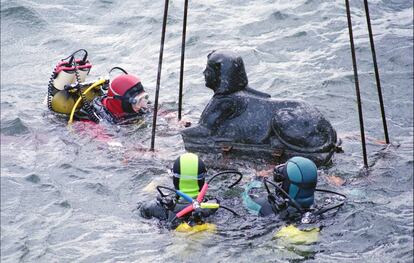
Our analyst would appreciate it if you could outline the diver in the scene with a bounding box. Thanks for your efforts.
[86,70,149,125]
[243,156,346,223]
[140,153,241,229]
[47,49,149,125]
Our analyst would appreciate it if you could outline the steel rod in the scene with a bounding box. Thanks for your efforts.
[363,0,390,143]
[178,0,189,120]
[151,0,170,151]
[345,0,368,167]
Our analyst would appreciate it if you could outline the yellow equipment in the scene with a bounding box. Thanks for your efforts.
[50,90,77,114]
[274,225,319,245]
[175,222,217,233]
[68,79,107,124]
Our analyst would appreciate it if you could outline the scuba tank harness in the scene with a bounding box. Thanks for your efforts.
[156,170,243,225]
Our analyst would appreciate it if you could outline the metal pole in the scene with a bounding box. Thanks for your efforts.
[178,0,189,120]
[363,0,390,144]
[151,0,170,151]
[345,0,368,167]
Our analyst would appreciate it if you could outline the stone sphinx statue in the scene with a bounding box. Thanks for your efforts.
[181,50,340,166]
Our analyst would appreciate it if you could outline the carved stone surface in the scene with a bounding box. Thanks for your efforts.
[181,50,340,166]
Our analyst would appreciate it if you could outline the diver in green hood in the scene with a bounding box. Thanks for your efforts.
[140,153,241,229]
[171,152,207,198]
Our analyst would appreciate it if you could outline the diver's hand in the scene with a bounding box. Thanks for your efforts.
[161,111,191,128]
[181,125,212,137]
[256,165,276,178]
[178,118,191,128]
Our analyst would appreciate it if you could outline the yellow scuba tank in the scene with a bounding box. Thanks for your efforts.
[50,82,102,115]
[51,90,77,114]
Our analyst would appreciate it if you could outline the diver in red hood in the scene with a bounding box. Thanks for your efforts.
[48,50,148,125]
[88,73,149,124]
[48,50,192,128]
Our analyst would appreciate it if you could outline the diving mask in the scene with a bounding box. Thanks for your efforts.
[273,163,286,182]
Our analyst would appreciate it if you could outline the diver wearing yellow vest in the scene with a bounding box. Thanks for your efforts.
[140,153,241,229]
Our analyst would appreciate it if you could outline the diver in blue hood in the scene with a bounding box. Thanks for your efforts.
[243,156,346,223]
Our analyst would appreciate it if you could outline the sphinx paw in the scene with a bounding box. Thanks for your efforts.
[181,125,212,138]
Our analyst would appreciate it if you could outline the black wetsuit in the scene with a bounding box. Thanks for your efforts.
[248,195,299,220]
[243,181,290,217]
[250,197,277,216]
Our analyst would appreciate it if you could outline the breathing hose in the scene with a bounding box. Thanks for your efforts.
[73,64,100,124]
[68,78,106,124]
[47,69,57,111]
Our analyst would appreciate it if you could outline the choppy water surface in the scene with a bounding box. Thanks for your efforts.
[1,0,413,262]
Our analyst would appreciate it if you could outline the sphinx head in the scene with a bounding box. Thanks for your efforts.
[203,50,248,95]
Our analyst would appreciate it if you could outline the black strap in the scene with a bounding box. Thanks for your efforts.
[312,188,347,216]
[264,178,305,214]
[218,205,240,217]
[156,185,177,198]
[109,67,128,75]
[207,170,243,188]
[263,178,348,218]
[315,188,347,198]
